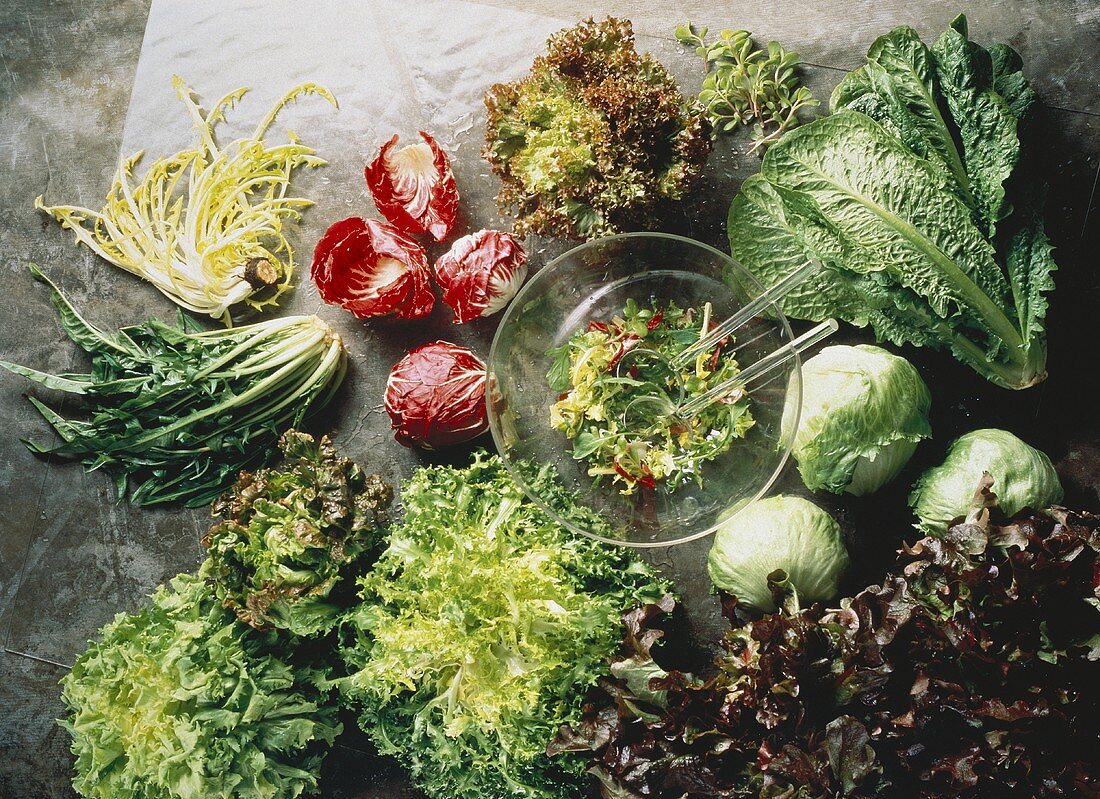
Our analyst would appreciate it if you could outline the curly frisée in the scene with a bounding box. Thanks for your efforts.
[548,300,754,492]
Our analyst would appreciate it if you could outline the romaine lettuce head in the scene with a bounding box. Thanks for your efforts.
[201,430,392,636]
[60,573,340,799]
[909,428,1063,533]
[707,495,849,611]
[339,452,668,799]
[727,17,1055,391]
[783,345,931,495]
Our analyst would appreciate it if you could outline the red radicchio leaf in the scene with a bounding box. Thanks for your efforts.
[365,131,459,241]
[383,341,488,449]
[310,216,434,319]
[434,230,528,324]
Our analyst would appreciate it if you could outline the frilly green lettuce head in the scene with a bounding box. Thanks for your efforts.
[782,345,931,496]
[339,452,668,799]
[59,573,340,799]
[707,495,850,611]
[201,430,392,637]
[909,428,1063,533]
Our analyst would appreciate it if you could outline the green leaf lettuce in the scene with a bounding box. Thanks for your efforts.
[60,573,340,799]
[339,453,668,799]
[201,430,393,636]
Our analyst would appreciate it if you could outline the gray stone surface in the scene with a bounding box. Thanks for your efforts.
[0,2,1097,798]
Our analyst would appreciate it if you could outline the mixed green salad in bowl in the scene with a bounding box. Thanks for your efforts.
[487,232,804,547]
[548,299,756,493]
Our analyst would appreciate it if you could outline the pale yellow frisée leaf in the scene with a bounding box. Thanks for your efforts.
[36,76,337,323]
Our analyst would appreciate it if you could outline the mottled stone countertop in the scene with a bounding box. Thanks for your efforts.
[1,2,1097,797]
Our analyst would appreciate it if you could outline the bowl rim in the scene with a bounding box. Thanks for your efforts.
[487,231,802,548]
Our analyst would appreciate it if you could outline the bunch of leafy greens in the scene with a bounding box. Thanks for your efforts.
[0,266,345,507]
[675,24,818,152]
[548,300,754,493]
[339,453,668,799]
[483,17,711,239]
[727,16,1054,389]
[552,488,1099,798]
[201,430,393,636]
[61,573,341,799]
[37,77,337,323]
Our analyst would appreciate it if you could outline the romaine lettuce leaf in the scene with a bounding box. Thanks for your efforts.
[729,16,1052,390]
[930,14,1021,234]
[832,26,969,198]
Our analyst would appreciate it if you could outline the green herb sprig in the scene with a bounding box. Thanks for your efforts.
[675,23,818,152]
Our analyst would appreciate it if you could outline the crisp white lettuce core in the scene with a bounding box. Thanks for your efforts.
[384,141,436,217]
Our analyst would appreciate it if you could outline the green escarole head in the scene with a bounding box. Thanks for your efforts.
[707,495,850,612]
[59,573,340,799]
[909,428,1063,533]
[782,345,931,496]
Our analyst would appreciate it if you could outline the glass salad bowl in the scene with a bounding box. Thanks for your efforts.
[487,232,803,547]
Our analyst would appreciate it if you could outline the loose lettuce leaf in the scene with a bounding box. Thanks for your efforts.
[930,14,1020,234]
[988,43,1037,122]
[61,573,341,799]
[1002,199,1056,354]
[832,27,969,197]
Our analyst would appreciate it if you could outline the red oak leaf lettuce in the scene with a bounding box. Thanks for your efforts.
[310,216,434,319]
[434,229,528,324]
[365,131,459,241]
[553,495,1100,799]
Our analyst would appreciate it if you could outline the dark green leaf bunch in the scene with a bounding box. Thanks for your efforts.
[727,15,1054,389]
[553,493,1100,798]
[1,265,346,506]
[339,452,669,799]
[61,573,341,799]
[675,23,819,152]
[483,17,711,239]
[201,430,393,636]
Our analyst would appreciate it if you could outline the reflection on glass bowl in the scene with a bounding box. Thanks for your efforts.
[487,232,801,547]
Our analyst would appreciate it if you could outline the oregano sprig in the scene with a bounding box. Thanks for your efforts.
[675,23,818,153]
